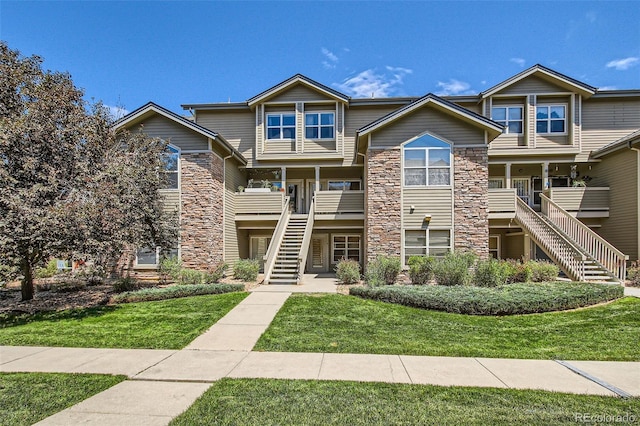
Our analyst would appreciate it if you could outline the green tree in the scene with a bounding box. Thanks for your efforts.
[0,42,176,300]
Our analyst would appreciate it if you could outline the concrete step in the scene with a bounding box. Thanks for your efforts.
[269,278,298,284]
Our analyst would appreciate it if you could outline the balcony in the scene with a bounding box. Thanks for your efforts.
[488,188,517,219]
[545,187,610,218]
[235,191,285,220]
[315,190,365,219]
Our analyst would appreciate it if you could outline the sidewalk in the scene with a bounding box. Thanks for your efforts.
[1,279,638,425]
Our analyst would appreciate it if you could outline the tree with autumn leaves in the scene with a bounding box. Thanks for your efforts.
[0,42,176,301]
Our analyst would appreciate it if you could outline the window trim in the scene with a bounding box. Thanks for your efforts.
[402,133,452,188]
[331,234,361,264]
[536,104,567,135]
[403,228,452,265]
[491,105,524,135]
[304,111,335,141]
[135,246,180,268]
[161,144,180,191]
[266,112,296,140]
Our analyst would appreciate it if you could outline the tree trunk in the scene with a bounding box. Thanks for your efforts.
[21,263,34,301]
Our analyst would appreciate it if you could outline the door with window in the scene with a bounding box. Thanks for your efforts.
[287,180,305,213]
[308,234,329,272]
[512,178,531,206]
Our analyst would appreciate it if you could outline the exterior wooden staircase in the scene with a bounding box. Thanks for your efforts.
[515,196,627,282]
[269,216,307,284]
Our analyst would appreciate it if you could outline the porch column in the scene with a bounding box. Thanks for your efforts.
[505,162,511,188]
[281,167,286,189]
[315,166,320,195]
[542,162,549,190]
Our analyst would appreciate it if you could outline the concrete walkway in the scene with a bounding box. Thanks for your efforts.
[1,280,639,425]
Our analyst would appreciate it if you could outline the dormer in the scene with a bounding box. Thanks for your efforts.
[480,65,596,156]
[248,74,350,161]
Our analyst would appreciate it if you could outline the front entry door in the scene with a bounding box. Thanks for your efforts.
[287,179,305,213]
[512,178,531,206]
[308,235,329,272]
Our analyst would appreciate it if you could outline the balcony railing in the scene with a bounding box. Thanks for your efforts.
[235,192,285,215]
[488,188,517,218]
[545,187,609,218]
[314,190,364,216]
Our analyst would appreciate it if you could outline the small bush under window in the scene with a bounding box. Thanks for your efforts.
[335,259,361,284]
[365,256,401,286]
[407,256,435,285]
[233,259,260,282]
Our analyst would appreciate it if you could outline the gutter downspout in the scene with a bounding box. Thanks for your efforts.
[632,146,640,263]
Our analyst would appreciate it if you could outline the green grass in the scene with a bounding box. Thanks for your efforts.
[255,294,640,360]
[171,378,639,426]
[0,292,247,349]
[0,372,125,426]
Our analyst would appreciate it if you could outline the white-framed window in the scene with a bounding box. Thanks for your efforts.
[488,178,505,189]
[327,180,361,191]
[404,229,451,264]
[403,133,451,187]
[135,246,179,267]
[492,106,523,134]
[161,145,179,190]
[536,105,566,134]
[305,112,334,139]
[332,235,361,263]
[489,235,500,259]
[266,113,295,140]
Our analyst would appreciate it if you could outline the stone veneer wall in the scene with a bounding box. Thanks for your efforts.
[453,146,489,258]
[180,152,225,269]
[366,148,402,262]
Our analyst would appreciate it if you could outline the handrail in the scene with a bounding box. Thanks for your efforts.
[541,194,627,282]
[296,195,315,284]
[515,197,586,281]
[263,196,291,284]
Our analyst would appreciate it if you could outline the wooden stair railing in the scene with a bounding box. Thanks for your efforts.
[296,195,316,284]
[263,196,291,284]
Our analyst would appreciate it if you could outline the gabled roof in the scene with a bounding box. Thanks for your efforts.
[113,102,247,165]
[591,129,640,159]
[357,93,504,139]
[247,74,350,106]
[480,64,597,99]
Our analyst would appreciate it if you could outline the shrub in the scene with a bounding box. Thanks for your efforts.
[159,256,182,283]
[335,259,361,284]
[35,259,59,279]
[432,251,476,286]
[111,283,245,303]
[233,259,260,282]
[474,258,510,287]
[504,259,533,283]
[626,261,640,287]
[113,276,139,293]
[0,263,17,286]
[173,262,228,285]
[407,256,435,285]
[528,260,560,282]
[207,262,228,283]
[349,282,624,315]
[365,256,401,286]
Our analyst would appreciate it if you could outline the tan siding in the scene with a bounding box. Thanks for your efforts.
[536,134,570,147]
[371,107,485,147]
[547,188,609,212]
[268,84,333,103]
[139,115,209,151]
[580,98,640,161]
[159,190,180,214]
[488,189,516,213]
[236,192,285,214]
[490,134,526,149]
[195,110,255,159]
[592,149,638,260]
[344,106,400,166]
[304,103,336,112]
[224,162,246,265]
[496,75,568,95]
[264,140,296,153]
[315,191,365,214]
[304,140,336,152]
[402,188,452,227]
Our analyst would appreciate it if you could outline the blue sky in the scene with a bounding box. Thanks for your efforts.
[1,1,639,117]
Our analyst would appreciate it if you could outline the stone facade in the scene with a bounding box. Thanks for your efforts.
[180,152,225,269]
[453,146,489,258]
[366,148,402,262]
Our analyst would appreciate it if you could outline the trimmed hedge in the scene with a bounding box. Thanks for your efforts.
[349,282,624,315]
[111,283,245,303]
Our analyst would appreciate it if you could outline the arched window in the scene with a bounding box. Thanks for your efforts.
[161,145,179,189]
[403,133,451,186]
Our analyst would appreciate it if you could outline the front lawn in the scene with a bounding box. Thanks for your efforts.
[171,378,638,426]
[255,294,640,360]
[0,372,125,426]
[0,292,247,349]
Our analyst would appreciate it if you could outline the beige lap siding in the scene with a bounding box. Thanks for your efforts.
[453,146,489,258]
[180,152,225,270]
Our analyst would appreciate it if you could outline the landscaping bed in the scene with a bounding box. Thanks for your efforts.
[349,281,624,315]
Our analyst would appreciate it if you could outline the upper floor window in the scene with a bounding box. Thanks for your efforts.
[305,112,334,139]
[536,105,566,134]
[403,134,451,187]
[267,113,295,140]
[492,106,523,134]
[161,145,179,189]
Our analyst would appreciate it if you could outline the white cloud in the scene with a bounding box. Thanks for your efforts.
[435,79,474,96]
[107,105,129,120]
[598,85,617,91]
[606,57,639,71]
[510,57,525,67]
[321,47,338,69]
[334,67,413,98]
[585,11,597,23]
